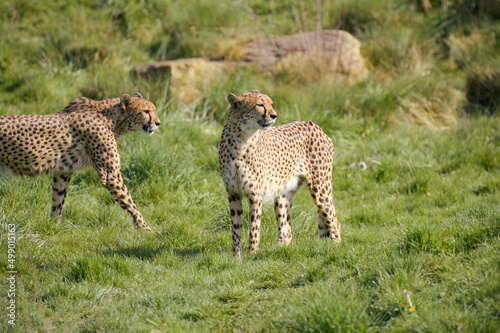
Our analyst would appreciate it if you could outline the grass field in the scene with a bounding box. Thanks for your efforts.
[1,0,499,332]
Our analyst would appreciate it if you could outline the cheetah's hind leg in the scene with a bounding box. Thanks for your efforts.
[51,174,72,217]
[306,177,341,243]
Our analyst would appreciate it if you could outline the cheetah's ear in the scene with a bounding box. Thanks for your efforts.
[132,92,143,99]
[227,93,239,109]
[121,94,133,108]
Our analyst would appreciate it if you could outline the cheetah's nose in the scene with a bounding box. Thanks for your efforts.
[270,114,277,120]
[155,121,161,126]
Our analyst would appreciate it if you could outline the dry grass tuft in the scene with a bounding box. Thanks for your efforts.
[213,38,246,61]
[444,31,496,68]
[396,88,463,129]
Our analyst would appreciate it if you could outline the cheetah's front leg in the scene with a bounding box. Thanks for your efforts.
[228,193,243,258]
[90,136,150,230]
[248,195,263,254]
[99,169,150,231]
[51,173,72,217]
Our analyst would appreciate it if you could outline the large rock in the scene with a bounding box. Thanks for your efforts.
[131,58,226,105]
[240,30,368,82]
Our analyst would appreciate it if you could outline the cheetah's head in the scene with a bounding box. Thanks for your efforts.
[228,90,277,133]
[120,93,160,135]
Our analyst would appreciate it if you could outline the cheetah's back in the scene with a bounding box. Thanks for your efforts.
[261,120,334,193]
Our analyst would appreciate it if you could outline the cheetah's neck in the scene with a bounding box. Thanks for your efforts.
[226,121,265,152]
[63,97,125,137]
[94,100,130,137]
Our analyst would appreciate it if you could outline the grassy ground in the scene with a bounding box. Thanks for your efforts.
[1,0,499,332]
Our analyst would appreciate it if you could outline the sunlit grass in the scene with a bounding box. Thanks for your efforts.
[1,0,500,332]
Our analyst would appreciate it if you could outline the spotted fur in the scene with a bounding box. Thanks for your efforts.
[0,92,160,230]
[219,90,341,257]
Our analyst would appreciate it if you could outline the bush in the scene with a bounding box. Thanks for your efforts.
[465,68,500,115]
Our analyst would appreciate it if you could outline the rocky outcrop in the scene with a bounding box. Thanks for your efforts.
[131,30,368,104]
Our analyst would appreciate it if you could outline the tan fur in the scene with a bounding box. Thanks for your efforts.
[0,92,160,230]
[219,90,341,257]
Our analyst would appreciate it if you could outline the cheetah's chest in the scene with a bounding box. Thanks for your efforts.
[231,152,263,193]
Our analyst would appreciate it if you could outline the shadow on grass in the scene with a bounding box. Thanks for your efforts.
[62,246,206,286]
[99,245,204,261]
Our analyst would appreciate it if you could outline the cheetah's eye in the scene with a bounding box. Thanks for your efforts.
[144,110,150,114]
[257,104,264,108]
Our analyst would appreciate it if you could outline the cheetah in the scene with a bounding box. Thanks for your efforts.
[219,90,341,258]
[0,92,160,230]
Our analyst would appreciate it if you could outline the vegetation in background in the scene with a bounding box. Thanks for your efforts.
[0,0,499,332]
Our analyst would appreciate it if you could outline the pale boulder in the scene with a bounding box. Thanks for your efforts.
[131,58,226,105]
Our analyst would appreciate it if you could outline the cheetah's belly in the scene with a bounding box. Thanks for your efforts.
[263,176,302,203]
[56,145,93,173]
[232,153,305,202]
[0,137,92,176]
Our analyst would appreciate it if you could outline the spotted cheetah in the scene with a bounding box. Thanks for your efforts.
[0,92,160,230]
[219,90,341,257]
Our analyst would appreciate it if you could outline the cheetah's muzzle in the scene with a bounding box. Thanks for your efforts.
[143,123,159,135]
[143,112,160,135]
[143,124,154,135]
[257,119,275,130]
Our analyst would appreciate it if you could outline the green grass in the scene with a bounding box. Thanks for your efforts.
[1,0,500,332]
